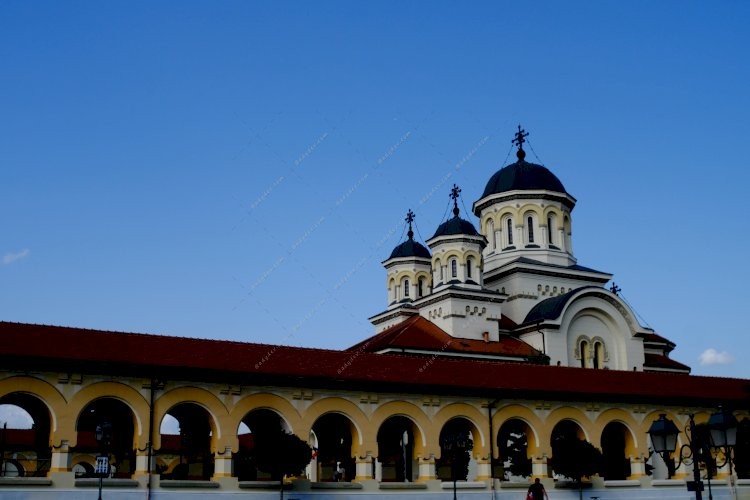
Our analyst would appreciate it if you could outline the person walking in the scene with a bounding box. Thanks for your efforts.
[527,478,549,500]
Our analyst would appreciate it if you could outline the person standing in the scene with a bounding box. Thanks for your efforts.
[527,478,549,500]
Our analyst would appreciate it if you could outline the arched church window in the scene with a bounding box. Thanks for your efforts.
[527,216,534,243]
[487,219,495,251]
[403,279,410,298]
[451,259,457,278]
[593,341,604,369]
[466,257,472,278]
[507,218,513,246]
[580,340,590,368]
[547,216,553,245]
[418,278,424,297]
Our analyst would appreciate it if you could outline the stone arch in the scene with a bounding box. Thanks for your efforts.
[153,386,229,451]
[228,393,302,449]
[300,398,368,454]
[0,376,65,439]
[594,409,640,452]
[493,404,545,456]
[371,401,430,457]
[547,407,591,442]
[66,381,150,449]
[433,403,487,459]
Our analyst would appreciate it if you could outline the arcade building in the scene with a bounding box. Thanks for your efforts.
[1,128,749,498]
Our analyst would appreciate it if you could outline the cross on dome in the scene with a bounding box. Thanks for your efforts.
[450,184,461,217]
[512,125,529,161]
[405,209,415,239]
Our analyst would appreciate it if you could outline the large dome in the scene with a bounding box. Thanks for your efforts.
[481,160,567,198]
[388,239,431,259]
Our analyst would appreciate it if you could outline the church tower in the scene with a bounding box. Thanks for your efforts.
[473,126,611,324]
[382,210,432,308]
[426,185,486,293]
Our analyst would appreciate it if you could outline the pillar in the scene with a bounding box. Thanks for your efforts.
[134,450,151,475]
[531,455,548,479]
[417,455,436,481]
[355,454,374,481]
[475,457,491,480]
[212,447,234,478]
[49,440,71,473]
[629,454,646,478]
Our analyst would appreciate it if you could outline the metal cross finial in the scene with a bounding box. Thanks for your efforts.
[405,209,415,225]
[450,184,461,217]
[610,282,622,296]
[450,184,461,202]
[512,125,529,161]
[405,209,415,239]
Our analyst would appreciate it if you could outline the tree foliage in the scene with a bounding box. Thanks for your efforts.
[501,428,532,478]
[551,435,602,483]
[253,429,312,481]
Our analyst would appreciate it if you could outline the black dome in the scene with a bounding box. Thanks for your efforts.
[481,160,567,198]
[389,239,431,259]
[431,216,480,238]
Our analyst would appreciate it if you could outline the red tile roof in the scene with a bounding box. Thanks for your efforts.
[346,315,539,358]
[1,321,748,406]
[644,353,691,372]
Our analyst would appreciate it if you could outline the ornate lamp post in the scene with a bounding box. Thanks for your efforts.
[440,431,473,500]
[708,407,738,499]
[94,421,113,500]
[648,409,738,500]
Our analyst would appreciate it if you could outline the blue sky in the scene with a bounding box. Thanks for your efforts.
[1,1,749,379]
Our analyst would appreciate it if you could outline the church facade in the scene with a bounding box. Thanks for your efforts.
[1,128,748,499]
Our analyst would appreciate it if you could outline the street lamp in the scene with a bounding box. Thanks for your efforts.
[708,407,738,499]
[648,409,738,500]
[94,421,113,500]
[440,430,473,500]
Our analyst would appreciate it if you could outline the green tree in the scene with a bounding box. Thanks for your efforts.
[551,435,602,500]
[253,429,312,500]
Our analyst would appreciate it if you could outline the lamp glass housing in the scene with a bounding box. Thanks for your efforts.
[648,414,679,454]
[709,408,738,448]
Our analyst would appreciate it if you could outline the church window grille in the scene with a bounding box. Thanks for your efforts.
[404,279,410,298]
[593,341,604,369]
[580,340,590,368]
[451,259,457,278]
[527,216,534,243]
[507,218,513,245]
[547,216,553,244]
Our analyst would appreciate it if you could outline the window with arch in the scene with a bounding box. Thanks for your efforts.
[487,219,495,251]
[451,259,457,278]
[527,215,535,244]
[418,278,424,297]
[580,339,590,368]
[466,257,472,278]
[593,341,604,369]
[547,215,554,245]
[506,218,514,246]
[403,278,410,298]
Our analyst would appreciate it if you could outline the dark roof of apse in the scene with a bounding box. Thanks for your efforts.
[388,239,431,259]
[1,321,748,405]
[481,160,567,198]
[431,215,480,238]
[523,287,587,324]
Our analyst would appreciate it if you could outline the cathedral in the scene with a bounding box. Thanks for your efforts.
[0,127,748,499]
[364,126,686,376]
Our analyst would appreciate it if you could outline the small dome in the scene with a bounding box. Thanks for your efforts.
[431,216,480,238]
[389,239,431,259]
[481,160,567,198]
